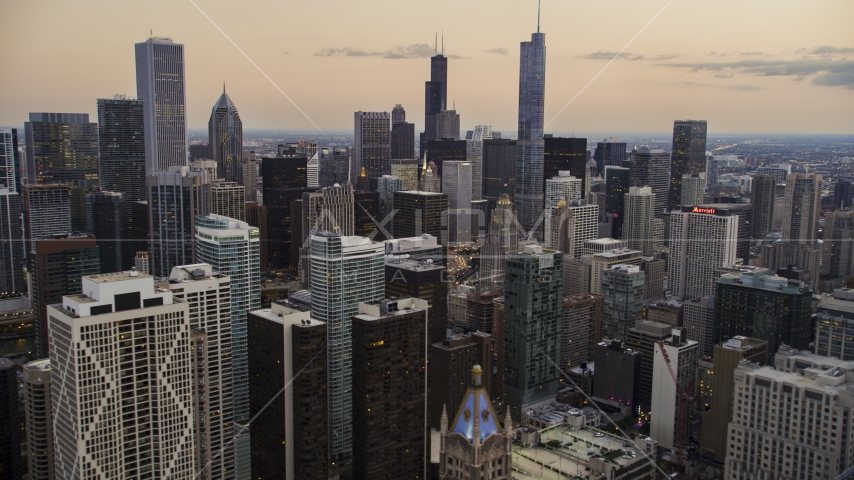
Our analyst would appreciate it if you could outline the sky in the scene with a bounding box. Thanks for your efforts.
[1,0,853,135]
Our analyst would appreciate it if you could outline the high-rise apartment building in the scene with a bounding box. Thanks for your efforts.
[669,120,707,211]
[466,124,493,200]
[593,138,627,177]
[482,138,516,212]
[682,295,715,357]
[782,172,822,244]
[715,268,813,355]
[189,142,212,162]
[352,299,428,479]
[309,233,384,464]
[816,288,854,361]
[443,161,473,246]
[725,354,854,480]
[317,146,350,188]
[391,190,448,243]
[0,188,25,296]
[194,215,260,424]
[630,147,670,219]
[438,366,513,480]
[48,271,195,478]
[298,184,355,286]
[503,244,562,421]
[136,37,188,172]
[650,328,698,451]
[211,181,246,221]
[209,87,243,183]
[565,199,599,258]
[0,358,21,479]
[97,95,147,270]
[242,156,258,202]
[751,174,776,238]
[30,234,100,357]
[165,265,235,479]
[680,172,705,208]
[25,112,100,232]
[562,293,604,370]
[669,205,738,301]
[22,183,71,255]
[514,27,547,237]
[544,136,588,195]
[835,180,854,210]
[385,256,448,346]
[623,186,655,255]
[625,320,672,409]
[604,166,631,238]
[247,300,327,480]
[480,195,519,289]
[544,171,582,242]
[353,111,391,185]
[262,154,314,269]
[602,265,645,340]
[86,191,124,273]
[589,248,643,295]
[698,336,767,461]
[147,166,212,277]
[0,126,19,191]
[23,358,53,480]
[823,210,854,279]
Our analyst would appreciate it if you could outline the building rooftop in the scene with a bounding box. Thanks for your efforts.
[24,358,51,372]
[354,297,428,321]
[384,258,444,272]
[719,269,809,293]
[84,270,152,284]
[720,336,767,352]
[593,248,642,259]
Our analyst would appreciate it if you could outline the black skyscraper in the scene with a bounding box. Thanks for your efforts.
[391,104,415,160]
[425,139,466,181]
[421,51,449,154]
[593,139,627,177]
[835,180,854,210]
[483,138,517,212]
[318,146,350,188]
[86,191,125,274]
[605,167,631,238]
[262,155,316,269]
[0,359,20,480]
[544,136,588,194]
[670,120,708,211]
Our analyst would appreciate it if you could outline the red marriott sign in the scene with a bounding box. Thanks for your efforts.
[691,206,717,214]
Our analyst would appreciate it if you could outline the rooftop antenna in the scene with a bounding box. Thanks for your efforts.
[434,33,437,55]
[150,29,153,38]
[537,0,541,33]
[223,79,226,94]
[442,30,445,55]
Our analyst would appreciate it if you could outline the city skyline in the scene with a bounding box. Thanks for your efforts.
[0,0,851,134]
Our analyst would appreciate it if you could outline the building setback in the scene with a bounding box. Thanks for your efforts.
[352,299,428,479]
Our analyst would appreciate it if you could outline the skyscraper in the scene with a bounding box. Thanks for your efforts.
[136,36,188,172]
[605,166,631,238]
[0,126,19,191]
[443,161,473,246]
[166,265,235,480]
[209,86,243,183]
[669,120,707,211]
[351,299,428,479]
[390,104,415,160]
[562,293,604,370]
[782,172,822,244]
[318,146,350,188]
[25,112,100,232]
[390,158,419,191]
[480,195,520,290]
[602,264,645,340]
[22,183,70,255]
[391,190,448,243]
[680,172,705,207]
[49,271,195,478]
[503,244,562,421]
[262,154,314,269]
[822,209,854,279]
[650,329,698,451]
[544,136,588,195]
[835,180,854,210]
[299,184,356,286]
[147,166,212,277]
[668,205,738,301]
[23,358,53,480]
[385,256,449,346]
[0,188,25,296]
[97,95,147,270]
[630,147,670,219]
[242,155,258,202]
[211,181,246,221]
[353,111,391,185]
[623,186,655,255]
[566,199,599,258]
[482,138,516,212]
[593,138,627,177]
[85,191,124,273]
[751,174,776,238]
[514,25,546,237]
[309,233,384,464]
[30,234,100,357]
[466,124,492,200]
[0,358,21,480]
[194,215,261,425]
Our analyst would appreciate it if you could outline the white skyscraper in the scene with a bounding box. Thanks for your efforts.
[668,207,738,300]
[650,329,699,451]
[566,199,599,258]
[544,172,582,242]
[466,124,492,201]
[623,186,655,255]
[166,264,235,480]
[49,270,195,479]
[0,126,18,192]
[136,37,188,172]
[309,232,384,464]
[443,161,473,246]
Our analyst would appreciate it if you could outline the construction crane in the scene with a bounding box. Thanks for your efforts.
[656,340,696,470]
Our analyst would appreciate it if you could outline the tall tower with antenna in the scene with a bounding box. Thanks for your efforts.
[514,1,547,238]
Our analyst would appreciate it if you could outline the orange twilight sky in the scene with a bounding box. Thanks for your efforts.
[1,0,852,134]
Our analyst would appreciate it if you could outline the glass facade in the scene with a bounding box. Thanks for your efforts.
[514,31,546,237]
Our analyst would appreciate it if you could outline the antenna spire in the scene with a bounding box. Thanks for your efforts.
[434,32,437,55]
[223,79,226,94]
[537,0,541,33]
[442,29,444,55]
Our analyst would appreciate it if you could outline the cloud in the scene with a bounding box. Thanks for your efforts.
[657,57,854,88]
[650,53,679,61]
[578,50,645,61]
[314,43,459,59]
[485,47,508,56]
[707,51,717,56]
[740,51,766,57]
[282,51,289,55]
[725,84,763,91]
[810,46,854,55]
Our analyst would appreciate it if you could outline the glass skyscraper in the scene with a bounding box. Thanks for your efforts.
[209,87,243,184]
[514,28,546,238]
[136,37,188,172]
[669,120,707,211]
